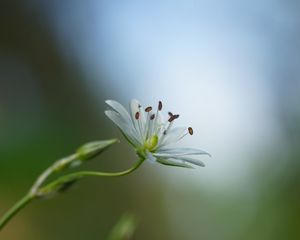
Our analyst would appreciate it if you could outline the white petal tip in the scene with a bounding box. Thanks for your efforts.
[105,99,116,106]
[104,110,110,116]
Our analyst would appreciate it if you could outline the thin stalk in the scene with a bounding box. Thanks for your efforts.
[0,194,34,231]
[0,158,145,231]
[40,158,145,194]
[30,154,77,195]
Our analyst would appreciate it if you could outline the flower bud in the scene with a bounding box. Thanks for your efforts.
[76,139,118,161]
[52,139,118,173]
[37,176,81,198]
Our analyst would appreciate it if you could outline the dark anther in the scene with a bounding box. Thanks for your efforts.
[168,115,176,122]
[150,114,155,120]
[168,114,179,122]
[145,106,152,112]
[188,127,194,135]
[163,130,167,135]
[135,112,140,120]
[168,112,173,117]
[158,101,163,111]
[138,104,141,108]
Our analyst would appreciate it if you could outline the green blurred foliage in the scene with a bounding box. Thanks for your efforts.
[108,212,138,240]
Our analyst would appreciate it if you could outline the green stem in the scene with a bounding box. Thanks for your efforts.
[0,194,34,231]
[0,158,145,231]
[30,154,77,195]
[40,158,145,193]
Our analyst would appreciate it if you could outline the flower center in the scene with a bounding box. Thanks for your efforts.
[144,135,158,151]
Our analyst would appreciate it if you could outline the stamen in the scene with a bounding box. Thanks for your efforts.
[157,121,173,146]
[168,116,175,122]
[135,112,140,120]
[136,109,145,141]
[153,101,162,136]
[147,113,156,139]
[156,111,178,147]
[158,101,163,111]
[177,128,190,141]
[166,122,173,132]
[168,114,179,122]
[152,101,165,138]
[188,127,193,135]
[145,106,152,112]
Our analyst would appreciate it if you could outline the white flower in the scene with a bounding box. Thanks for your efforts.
[105,99,210,168]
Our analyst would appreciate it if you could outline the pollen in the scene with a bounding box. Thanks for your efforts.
[145,106,152,112]
[168,114,179,122]
[158,101,163,111]
[150,114,155,120]
[135,112,140,120]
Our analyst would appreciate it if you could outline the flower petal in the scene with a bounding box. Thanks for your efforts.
[154,147,211,157]
[130,99,144,142]
[156,158,194,168]
[138,105,147,138]
[105,100,132,122]
[105,110,140,145]
[154,111,166,135]
[171,156,205,167]
[158,127,186,147]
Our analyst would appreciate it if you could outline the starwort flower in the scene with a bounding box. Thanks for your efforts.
[105,99,210,168]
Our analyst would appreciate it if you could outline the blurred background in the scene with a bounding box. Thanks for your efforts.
[0,0,299,239]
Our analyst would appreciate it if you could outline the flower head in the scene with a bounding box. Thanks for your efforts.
[105,99,210,168]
